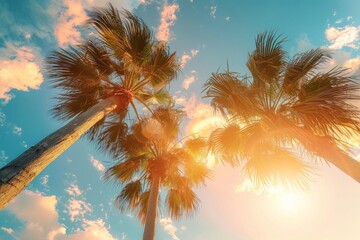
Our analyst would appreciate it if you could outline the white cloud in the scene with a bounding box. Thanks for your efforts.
[67,198,92,222]
[1,227,14,235]
[325,25,360,49]
[6,190,66,240]
[41,175,49,187]
[89,155,105,172]
[159,217,179,240]
[0,45,43,104]
[210,5,217,18]
[6,190,116,240]
[156,4,179,42]
[54,0,88,48]
[180,54,192,68]
[225,16,230,21]
[0,110,5,126]
[335,18,343,24]
[12,126,22,136]
[0,150,8,162]
[343,56,360,74]
[61,219,117,240]
[65,183,82,197]
[347,16,353,21]
[181,76,196,89]
[294,34,315,53]
[190,49,199,56]
[180,50,199,68]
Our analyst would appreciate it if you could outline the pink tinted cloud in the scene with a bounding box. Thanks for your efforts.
[5,190,116,240]
[325,25,360,49]
[67,198,92,222]
[181,75,196,89]
[0,46,43,104]
[156,4,179,42]
[180,49,199,68]
[55,0,88,48]
[89,155,105,172]
[159,218,179,240]
[6,190,66,240]
[65,183,82,197]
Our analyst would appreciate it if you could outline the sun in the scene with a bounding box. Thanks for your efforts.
[278,192,300,212]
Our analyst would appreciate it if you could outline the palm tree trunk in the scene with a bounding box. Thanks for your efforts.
[0,96,121,209]
[143,176,161,240]
[299,134,360,183]
[283,125,360,183]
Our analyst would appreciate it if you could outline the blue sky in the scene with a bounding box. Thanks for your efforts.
[1,0,360,239]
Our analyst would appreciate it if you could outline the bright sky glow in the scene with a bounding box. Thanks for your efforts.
[1,0,360,240]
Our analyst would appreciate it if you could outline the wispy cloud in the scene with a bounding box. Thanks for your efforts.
[89,155,105,172]
[41,175,49,188]
[65,183,82,197]
[67,198,92,222]
[182,76,196,90]
[12,126,22,136]
[1,227,14,235]
[180,50,199,68]
[0,150,8,163]
[159,217,180,240]
[210,5,217,18]
[156,4,179,42]
[0,45,43,104]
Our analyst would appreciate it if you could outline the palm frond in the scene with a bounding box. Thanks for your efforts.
[209,125,243,165]
[290,67,360,138]
[247,31,286,85]
[165,177,199,219]
[283,48,332,95]
[244,145,313,190]
[114,180,142,211]
[204,72,258,120]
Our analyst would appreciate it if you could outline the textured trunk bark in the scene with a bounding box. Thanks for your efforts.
[143,176,161,240]
[0,96,121,209]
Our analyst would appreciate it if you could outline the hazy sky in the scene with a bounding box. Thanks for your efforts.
[1,0,360,239]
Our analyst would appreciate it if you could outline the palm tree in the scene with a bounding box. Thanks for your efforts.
[204,32,360,187]
[0,4,179,209]
[104,108,211,240]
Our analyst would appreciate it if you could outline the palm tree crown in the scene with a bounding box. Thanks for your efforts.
[104,108,211,239]
[47,3,179,144]
[0,4,180,209]
[204,31,360,188]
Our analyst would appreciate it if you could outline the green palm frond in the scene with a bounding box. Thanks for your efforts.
[136,88,173,107]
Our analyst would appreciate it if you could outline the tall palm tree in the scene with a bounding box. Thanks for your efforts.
[0,4,179,209]
[204,32,360,187]
[104,108,211,240]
